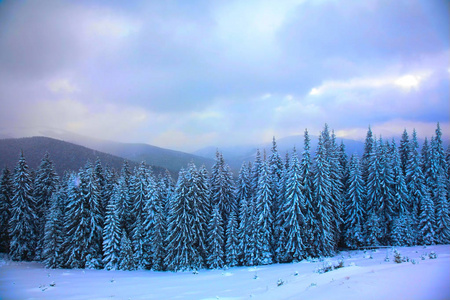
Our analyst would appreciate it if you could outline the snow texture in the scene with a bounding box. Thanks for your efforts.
[1,244,449,300]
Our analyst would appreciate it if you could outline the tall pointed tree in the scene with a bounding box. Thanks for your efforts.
[102,184,122,270]
[33,152,59,260]
[0,167,13,253]
[343,154,365,249]
[254,160,273,265]
[9,151,38,261]
[279,148,305,262]
[312,135,334,256]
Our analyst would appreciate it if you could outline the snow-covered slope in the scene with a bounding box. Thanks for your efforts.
[1,245,449,300]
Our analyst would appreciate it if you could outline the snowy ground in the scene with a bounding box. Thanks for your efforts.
[1,245,449,300]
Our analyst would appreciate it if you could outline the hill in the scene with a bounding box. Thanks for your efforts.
[0,137,146,175]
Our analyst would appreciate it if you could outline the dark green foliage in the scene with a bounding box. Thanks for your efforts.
[0,167,13,253]
[9,151,38,261]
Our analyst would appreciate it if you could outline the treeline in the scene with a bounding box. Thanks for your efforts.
[0,123,449,271]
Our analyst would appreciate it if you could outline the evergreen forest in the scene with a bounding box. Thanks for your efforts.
[0,123,449,271]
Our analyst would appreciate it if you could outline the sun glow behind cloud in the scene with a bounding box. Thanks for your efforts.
[309,71,432,96]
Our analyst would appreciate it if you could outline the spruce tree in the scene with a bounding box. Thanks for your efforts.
[118,230,135,270]
[236,162,254,266]
[254,159,273,265]
[0,167,13,253]
[102,185,122,270]
[129,162,154,269]
[300,129,315,257]
[207,204,224,269]
[312,135,334,256]
[210,151,235,225]
[399,129,410,176]
[33,152,59,260]
[225,210,239,267]
[165,168,201,271]
[405,129,426,234]
[343,155,365,249]
[418,188,435,245]
[390,139,413,246]
[9,151,38,261]
[42,190,64,268]
[280,148,305,262]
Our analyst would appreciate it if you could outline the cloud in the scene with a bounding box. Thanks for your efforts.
[0,0,448,151]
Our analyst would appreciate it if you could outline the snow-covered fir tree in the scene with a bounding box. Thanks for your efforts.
[279,148,306,262]
[343,154,365,249]
[165,168,202,271]
[268,137,285,249]
[236,162,254,266]
[0,167,13,253]
[418,188,435,245]
[42,189,64,268]
[254,158,273,265]
[225,210,239,267]
[33,152,59,260]
[207,204,225,269]
[143,175,168,271]
[390,139,414,246]
[299,129,316,257]
[129,162,154,269]
[312,135,335,257]
[210,151,235,225]
[118,229,135,270]
[399,129,410,176]
[9,151,38,261]
[405,129,427,233]
[102,185,122,270]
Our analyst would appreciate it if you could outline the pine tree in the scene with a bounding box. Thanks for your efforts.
[399,129,410,176]
[165,168,202,271]
[362,126,375,186]
[280,148,305,262]
[300,129,315,257]
[0,167,13,253]
[64,162,102,269]
[225,210,239,267]
[102,185,122,270]
[405,129,427,236]
[207,204,224,269]
[33,152,59,260]
[365,138,395,245]
[418,188,435,245]
[343,155,365,249]
[268,137,284,248]
[188,162,210,264]
[42,190,64,268]
[327,130,344,248]
[118,230,135,270]
[9,151,38,261]
[210,151,235,225]
[129,162,154,269]
[311,135,334,257]
[236,162,254,266]
[390,139,413,246]
[144,177,166,270]
[254,159,273,265]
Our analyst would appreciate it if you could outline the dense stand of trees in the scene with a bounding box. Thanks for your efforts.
[0,123,449,271]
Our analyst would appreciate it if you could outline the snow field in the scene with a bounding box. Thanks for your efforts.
[1,244,449,300]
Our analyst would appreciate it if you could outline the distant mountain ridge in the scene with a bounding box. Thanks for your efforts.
[0,136,143,175]
[0,127,215,175]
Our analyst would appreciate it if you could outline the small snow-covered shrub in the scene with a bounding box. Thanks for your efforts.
[394,250,402,263]
[429,251,437,259]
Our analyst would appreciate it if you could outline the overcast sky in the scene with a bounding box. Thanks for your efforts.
[0,0,448,152]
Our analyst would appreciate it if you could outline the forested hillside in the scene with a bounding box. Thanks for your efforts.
[0,123,449,272]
